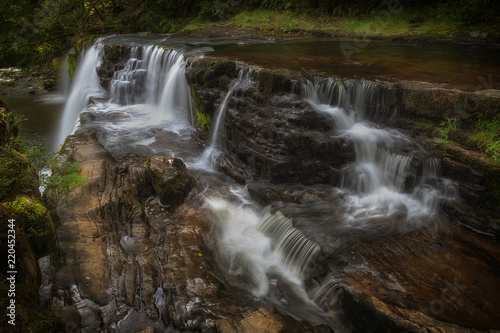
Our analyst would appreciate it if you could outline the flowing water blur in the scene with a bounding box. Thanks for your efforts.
[302,78,457,234]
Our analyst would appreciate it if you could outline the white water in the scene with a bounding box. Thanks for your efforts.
[194,70,251,170]
[303,78,457,231]
[58,52,72,98]
[54,43,104,150]
[205,196,345,330]
[55,43,196,158]
[109,46,195,124]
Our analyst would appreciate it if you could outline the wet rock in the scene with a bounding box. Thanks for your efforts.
[46,132,321,332]
[216,307,284,333]
[247,182,333,207]
[339,225,500,331]
[216,306,334,333]
[136,327,155,333]
[441,156,484,185]
[187,56,237,88]
[43,78,57,91]
[256,69,294,94]
[54,306,81,333]
[145,156,196,211]
[97,44,131,88]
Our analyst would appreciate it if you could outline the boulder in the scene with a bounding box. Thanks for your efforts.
[145,156,196,211]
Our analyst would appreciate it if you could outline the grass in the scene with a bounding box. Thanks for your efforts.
[469,117,500,165]
[433,116,500,167]
[180,6,499,40]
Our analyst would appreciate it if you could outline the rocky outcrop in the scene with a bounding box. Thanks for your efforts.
[188,58,355,185]
[339,225,500,332]
[46,131,323,332]
[184,56,500,331]
[187,57,500,237]
[140,156,196,212]
[97,45,132,88]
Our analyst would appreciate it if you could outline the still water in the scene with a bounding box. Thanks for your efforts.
[210,36,500,91]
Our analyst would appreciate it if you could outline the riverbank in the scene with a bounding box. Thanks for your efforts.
[179,8,500,47]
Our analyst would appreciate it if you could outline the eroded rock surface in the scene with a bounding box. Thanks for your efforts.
[47,132,326,332]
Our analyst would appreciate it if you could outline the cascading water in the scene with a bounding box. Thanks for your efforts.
[57,52,72,98]
[194,70,251,170]
[54,42,104,150]
[302,78,457,232]
[56,41,196,158]
[108,45,195,124]
[205,197,346,331]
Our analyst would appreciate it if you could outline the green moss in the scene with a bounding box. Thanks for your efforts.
[75,36,96,54]
[257,70,292,93]
[67,54,78,79]
[196,110,211,131]
[2,196,53,238]
[211,60,231,76]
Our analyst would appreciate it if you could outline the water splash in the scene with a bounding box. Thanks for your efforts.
[205,196,346,331]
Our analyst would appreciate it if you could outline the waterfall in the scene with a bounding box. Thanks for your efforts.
[210,70,251,149]
[258,211,320,281]
[303,78,457,231]
[205,197,345,330]
[109,47,145,105]
[54,43,104,150]
[109,45,195,125]
[54,43,196,152]
[194,70,251,170]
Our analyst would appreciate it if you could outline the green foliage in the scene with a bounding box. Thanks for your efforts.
[0,0,499,67]
[436,117,458,142]
[0,110,86,204]
[196,110,211,131]
[0,0,41,67]
[470,117,500,164]
[43,160,87,209]
[0,142,35,201]
[67,54,78,78]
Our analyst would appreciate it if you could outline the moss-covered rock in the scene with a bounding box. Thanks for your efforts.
[3,196,52,236]
[67,54,78,79]
[395,82,465,120]
[187,57,237,88]
[256,69,293,94]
